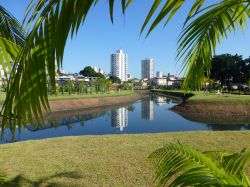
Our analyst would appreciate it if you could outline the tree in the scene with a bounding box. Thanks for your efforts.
[79,66,104,78]
[106,80,113,93]
[65,80,74,95]
[1,0,250,130]
[210,54,250,86]
[149,143,250,186]
[109,76,121,84]
[76,81,87,94]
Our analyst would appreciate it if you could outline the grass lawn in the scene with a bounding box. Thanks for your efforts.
[0,90,134,105]
[48,90,134,101]
[0,131,249,186]
[187,92,250,104]
[152,89,250,104]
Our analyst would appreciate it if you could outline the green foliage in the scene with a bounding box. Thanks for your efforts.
[1,0,250,134]
[65,80,74,95]
[149,144,250,186]
[79,66,104,78]
[0,6,25,46]
[1,82,7,92]
[0,5,24,82]
[76,81,87,94]
[211,54,250,85]
[109,76,121,84]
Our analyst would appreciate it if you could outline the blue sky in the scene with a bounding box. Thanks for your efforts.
[1,0,250,78]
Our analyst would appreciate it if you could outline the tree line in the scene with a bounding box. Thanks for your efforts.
[210,54,250,86]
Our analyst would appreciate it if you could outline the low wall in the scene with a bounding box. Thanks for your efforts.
[172,103,250,124]
[45,93,147,119]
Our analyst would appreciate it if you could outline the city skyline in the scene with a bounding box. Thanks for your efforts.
[2,0,250,78]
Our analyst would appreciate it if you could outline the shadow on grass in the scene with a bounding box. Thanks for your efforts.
[0,171,82,187]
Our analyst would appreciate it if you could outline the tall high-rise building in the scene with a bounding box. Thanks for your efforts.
[141,99,154,120]
[141,58,154,79]
[111,49,128,81]
[111,107,128,131]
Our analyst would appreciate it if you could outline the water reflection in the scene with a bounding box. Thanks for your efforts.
[28,112,106,131]
[141,99,154,120]
[206,124,250,131]
[0,95,249,144]
[110,107,128,131]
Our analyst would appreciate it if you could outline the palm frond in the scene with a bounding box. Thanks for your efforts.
[206,149,250,185]
[0,6,24,80]
[140,0,208,36]
[1,0,250,133]
[0,37,20,78]
[149,144,250,186]
[0,6,25,46]
[139,0,250,89]
[178,0,250,89]
[1,0,132,131]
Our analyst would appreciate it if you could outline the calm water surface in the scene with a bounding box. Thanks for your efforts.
[2,95,250,143]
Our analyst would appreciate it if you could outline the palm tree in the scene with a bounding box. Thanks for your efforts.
[1,0,250,129]
[149,143,250,186]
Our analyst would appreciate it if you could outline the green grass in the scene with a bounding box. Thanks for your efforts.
[48,90,134,101]
[152,89,250,104]
[0,91,134,105]
[187,92,250,104]
[0,131,249,186]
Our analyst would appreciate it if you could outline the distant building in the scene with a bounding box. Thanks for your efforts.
[141,99,154,120]
[56,75,75,82]
[154,77,167,86]
[127,74,132,80]
[156,71,163,78]
[111,49,128,81]
[141,58,154,79]
[91,66,105,75]
[111,107,128,131]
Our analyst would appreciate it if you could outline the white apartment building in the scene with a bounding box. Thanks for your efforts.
[111,107,128,131]
[91,66,105,75]
[141,58,154,79]
[156,71,163,78]
[111,49,128,81]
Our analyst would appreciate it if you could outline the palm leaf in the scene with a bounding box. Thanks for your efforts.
[1,0,132,132]
[0,6,24,135]
[177,0,250,89]
[149,144,250,186]
[0,6,25,46]
[1,0,250,134]
[0,5,24,80]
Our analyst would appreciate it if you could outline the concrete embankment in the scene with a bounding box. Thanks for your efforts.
[172,103,250,124]
[151,89,250,124]
[45,93,147,119]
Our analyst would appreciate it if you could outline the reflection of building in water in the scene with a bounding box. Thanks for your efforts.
[111,107,128,131]
[141,99,154,120]
[155,96,167,106]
